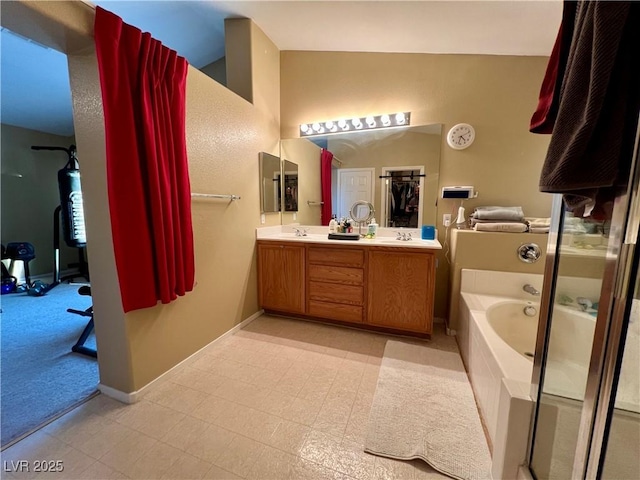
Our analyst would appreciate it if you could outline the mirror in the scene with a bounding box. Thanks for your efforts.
[259,152,281,213]
[283,159,298,212]
[280,124,442,226]
[350,200,375,223]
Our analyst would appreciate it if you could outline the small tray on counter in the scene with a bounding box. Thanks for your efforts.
[328,233,361,241]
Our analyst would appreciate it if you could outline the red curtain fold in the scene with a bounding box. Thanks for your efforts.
[94,7,194,313]
[320,149,333,226]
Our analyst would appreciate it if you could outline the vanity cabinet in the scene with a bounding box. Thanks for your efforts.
[367,249,435,333]
[257,243,305,314]
[257,240,435,335]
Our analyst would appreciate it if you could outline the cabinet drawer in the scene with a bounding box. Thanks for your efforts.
[309,300,363,323]
[308,247,364,267]
[308,264,363,285]
[309,281,363,305]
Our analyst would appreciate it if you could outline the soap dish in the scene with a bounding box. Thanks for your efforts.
[328,233,360,241]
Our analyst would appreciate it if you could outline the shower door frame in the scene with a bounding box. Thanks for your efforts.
[527,123,640,478]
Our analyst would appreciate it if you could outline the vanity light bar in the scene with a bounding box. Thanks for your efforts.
[300,112,411,137]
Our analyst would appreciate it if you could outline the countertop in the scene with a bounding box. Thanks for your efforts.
[256,225,442,250]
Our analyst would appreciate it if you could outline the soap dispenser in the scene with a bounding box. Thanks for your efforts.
[329,215,338,234]
[368,217,378,237]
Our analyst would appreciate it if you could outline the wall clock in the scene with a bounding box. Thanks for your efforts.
[447,123,475,150]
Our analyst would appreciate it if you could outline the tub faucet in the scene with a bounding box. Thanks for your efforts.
[523,284,540,296]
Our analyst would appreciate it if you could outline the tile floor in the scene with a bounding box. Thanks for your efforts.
[1,315,453,479]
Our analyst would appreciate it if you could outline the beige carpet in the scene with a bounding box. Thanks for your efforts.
[364,340,492,480]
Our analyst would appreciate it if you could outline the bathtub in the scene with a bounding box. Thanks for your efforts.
[456,269,602,479]
[457,269,640,479]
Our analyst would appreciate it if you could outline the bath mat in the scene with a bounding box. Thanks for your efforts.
[364,340,492,480]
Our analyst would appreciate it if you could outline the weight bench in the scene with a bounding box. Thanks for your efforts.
[67,285,97,358]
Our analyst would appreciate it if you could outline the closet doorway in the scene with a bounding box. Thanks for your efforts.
[380,166,425,228]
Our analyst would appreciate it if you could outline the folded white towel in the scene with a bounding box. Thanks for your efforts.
[526,217,552,228]
[474,222,528,233]
[471,218,524,227]
[473,206,525,222]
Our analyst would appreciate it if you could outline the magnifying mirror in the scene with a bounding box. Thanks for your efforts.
[350,201,375,236]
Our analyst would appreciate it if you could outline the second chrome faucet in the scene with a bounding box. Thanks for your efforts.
[523,284,541,296]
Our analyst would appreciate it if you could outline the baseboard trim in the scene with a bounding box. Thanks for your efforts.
[98,309,264,404]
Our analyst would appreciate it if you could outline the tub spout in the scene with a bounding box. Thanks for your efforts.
[523,284,540,296]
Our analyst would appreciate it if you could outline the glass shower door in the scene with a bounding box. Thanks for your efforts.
[529,202,611,479]
[601,263,640,479]
[529,128,640,479]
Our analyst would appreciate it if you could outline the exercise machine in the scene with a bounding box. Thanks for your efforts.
[66,285,96,358]
[31,145,96,358]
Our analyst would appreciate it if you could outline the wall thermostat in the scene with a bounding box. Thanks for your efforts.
[441,186,475,199]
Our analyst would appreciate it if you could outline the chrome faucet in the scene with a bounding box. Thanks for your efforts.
[293,228,308,237]
[523,284,540,296]
[395,232,412,241]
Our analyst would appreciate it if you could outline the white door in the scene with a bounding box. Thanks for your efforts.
[337,168,375,219]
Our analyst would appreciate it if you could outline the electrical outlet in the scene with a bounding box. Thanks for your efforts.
[293,213,297,221]
[443,214,451,226]
[260,214,266,224]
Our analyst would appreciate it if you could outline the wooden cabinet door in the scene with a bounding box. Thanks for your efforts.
[258,243,305,314]
[366,249,435,333]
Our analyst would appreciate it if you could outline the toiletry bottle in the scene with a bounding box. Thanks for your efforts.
[368,218,378,237]
[329,215,337,234]
[455,206,466,229]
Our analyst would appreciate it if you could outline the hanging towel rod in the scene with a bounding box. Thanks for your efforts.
[191,193,241,201]
[307,200,324,206]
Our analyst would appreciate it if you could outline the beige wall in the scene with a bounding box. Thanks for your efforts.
[448,230,548,330]
[281,138,322,225]
[281,51,554,318]
[6,1,281,392]
[200,56,226,86]
[1,124,77,276]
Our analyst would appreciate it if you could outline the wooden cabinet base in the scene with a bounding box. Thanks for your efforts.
[258,240,436,336]
[308,300,363,323]
[263,309,432,339]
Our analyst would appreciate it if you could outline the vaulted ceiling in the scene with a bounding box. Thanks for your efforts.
[0,1,562,137]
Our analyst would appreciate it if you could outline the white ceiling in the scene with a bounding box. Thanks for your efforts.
[0,1,562,137]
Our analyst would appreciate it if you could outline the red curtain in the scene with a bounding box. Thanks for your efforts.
[94,7,194,313]
[320,149,333,225]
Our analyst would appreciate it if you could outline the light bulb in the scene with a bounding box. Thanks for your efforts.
[381,114,391,126]
[338,119,348,130]
[325,120,334,129]
[395,113,406,125]
[330,125,338,132]
[300,124,309,133]
[366,116,376,127]
[352,118,363,129]
[312,122,321,132]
